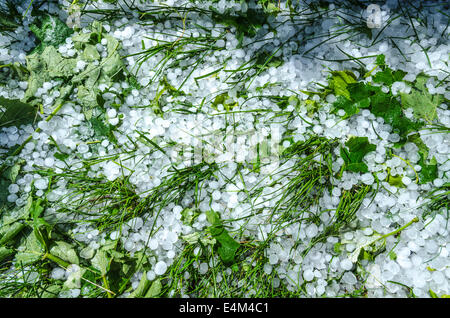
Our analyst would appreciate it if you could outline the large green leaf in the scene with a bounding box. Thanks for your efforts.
[340,136,376,173]
[29,14,73,52]
[206,210,240,265]
[91,249,109,276]
[145,279,162,298]
[329,71,357,100]
[41,285,62,298]
[41,46,77,78]
[0,222,26,246]
[15,231,45,266]
[372,55,406,86]
[417,153,438,184]
[0,246,14,262]
[128,272,151,298]
[49,241,79,265]
[400,74,443,122]
[0,97,37,128]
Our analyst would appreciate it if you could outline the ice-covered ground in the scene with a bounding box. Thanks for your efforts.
[0,0,449,298]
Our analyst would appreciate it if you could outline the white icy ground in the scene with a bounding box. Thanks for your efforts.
[0,0,449,297]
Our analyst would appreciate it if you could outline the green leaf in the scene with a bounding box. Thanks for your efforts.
[373,69,394,86]
[0,178,10,208]
[0,222,26,246]
[400,74,442,122]
[347,82,378,102]
[332,82,375,119]
[348,232,383,263]
[388,251,397,260]
[331,71,424,144]
[370,90,422,143]
[408,133,429,160]
[41,46,77,78]
[83,44,101,61]
[329,71,357,100]
[54,152,69,161]
[0,97,37,128]
[72,33,92,45]
[206,210,240,264]
[386,171,405,188]
[24,47,76,103]
[206,210,220,226]
[128,272,151,298]
[102,52,123,78]
[1,195,31,227]
[41,285,62,298]
[64,265,85,289]
[345,137,377,162]
[29,14,73,52]
[0,246,14,263]
[30,198,52,251]
[80,246,95,259]
[24,52,46,100]
[104,34,120,57]
[91,249,109,276]
[3,160,23,183]
[429,289,438,298]
[340,136,376,173]
[72,63,99,85]
[49,241,79,265]
[89,116,116,143]
[145,279,162,298]
[216,232,240,264]
[375,54,386,67]
[0,161,25,210]
[181,232,201,245]
[181,208,201,226]
[15,231,45,266]
[78,85,99,115]
[333,242,342,254]
[417,153,438,184]
[30,198,45,220]
[372,55,406,85]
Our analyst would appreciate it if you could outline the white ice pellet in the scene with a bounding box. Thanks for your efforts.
[44,157,55,167]
[147,270,156,281]
[303,269,315,282]
[7,194,18,202]
[107,108,117,118]
[148,239,158,250]
[109,117,119,125]
[154,261,168,275]
[34,178,48,190]
[199,263,209,274]
[8,184,19,194]
[340,259,353,271]
[342,272,357,284]
[361,173,374,185]
[77,144,89,154]
[76,60,86,71]
[51,267,66,280]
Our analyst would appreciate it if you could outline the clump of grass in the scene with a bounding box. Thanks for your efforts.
[421,181,450,226]
[0,0,21,33]
[162,240,305,297]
